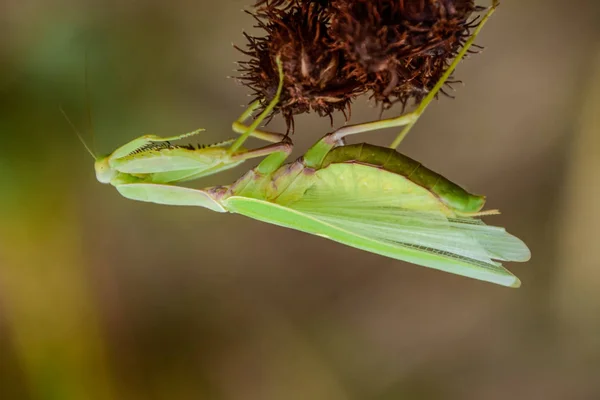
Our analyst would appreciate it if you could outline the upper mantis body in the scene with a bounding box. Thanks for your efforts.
[91,1,530,287]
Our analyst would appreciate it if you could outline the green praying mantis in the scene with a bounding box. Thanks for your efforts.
[85,1,531,287]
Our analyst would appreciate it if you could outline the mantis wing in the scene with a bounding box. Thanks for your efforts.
[291,190,530,264]
[225,163,530,287]
[225,196,523,287]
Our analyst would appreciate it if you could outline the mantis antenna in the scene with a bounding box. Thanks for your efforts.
[60,105,96,159]
[84,51,97,158]
[61,52,98,159]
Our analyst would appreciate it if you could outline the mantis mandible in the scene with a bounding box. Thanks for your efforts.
[90,1,530,287]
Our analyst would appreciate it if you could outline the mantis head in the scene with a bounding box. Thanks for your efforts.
[94,156,117,184]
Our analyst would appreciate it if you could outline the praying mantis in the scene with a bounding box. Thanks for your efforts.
[88,1,531,287]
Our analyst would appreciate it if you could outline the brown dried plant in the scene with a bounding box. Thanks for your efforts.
[237,0,487,131]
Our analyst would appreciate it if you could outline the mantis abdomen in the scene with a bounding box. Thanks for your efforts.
[321,143,486,214]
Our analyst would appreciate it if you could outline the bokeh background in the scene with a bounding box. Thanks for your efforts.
[1,0,599,399]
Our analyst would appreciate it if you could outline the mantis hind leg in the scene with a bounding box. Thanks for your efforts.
[228,55,286,154]
[388,1,499,148]
[231,139,293,163]
[231,100,287,144]
[305,0,499,158]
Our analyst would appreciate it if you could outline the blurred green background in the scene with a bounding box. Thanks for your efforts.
[1,0,599,399]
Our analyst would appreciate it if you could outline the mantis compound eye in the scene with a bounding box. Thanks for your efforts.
[94,157,117,184]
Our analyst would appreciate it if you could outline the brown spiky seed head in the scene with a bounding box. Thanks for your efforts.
[237,2,365,131]
[329,0,479,108]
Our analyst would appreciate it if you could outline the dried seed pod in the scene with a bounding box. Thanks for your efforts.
[237,1,365,131]
[239,0,487,128]
[329,0,480,108]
